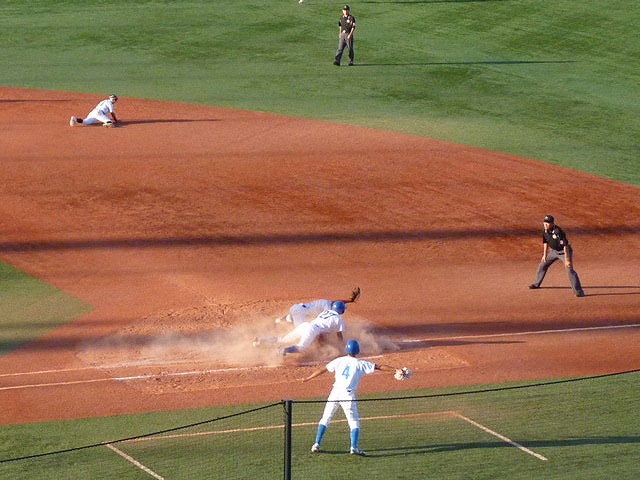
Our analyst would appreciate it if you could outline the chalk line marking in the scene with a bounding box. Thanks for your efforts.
[399,323,640,344]
[0,372,293,392]
[0,377,121,391]
[105,443,165,480]
[1,323,637,391]
[0,363,280,379]
[118,410,547,460]
[451,412,548,461]
[121,411,452,443]
[0,366,98,378]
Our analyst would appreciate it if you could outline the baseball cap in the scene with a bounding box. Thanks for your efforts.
[343,4,350,10]
[543,215,555,223]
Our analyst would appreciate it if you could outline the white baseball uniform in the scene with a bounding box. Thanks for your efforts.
[319,355,376,429]
[287,299,333,326]
[82,99,116,125]
[280,308,345,351]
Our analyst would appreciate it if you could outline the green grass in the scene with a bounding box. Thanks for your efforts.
[0,372,637,479]
[0,263,93,357]
[1,0,639,184]
[0,3,637,476]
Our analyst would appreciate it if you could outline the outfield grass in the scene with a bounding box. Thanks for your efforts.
[0,372,637,479]
[2,0,639,184]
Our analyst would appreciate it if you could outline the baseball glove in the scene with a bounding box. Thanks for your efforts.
[394,367,413,381]
[350,286,361,303]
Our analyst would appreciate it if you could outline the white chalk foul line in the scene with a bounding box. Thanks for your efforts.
[105,443,165,480]
[122,411,452,443]
[118,410,547,461]
[0,377,119,391]
[1,323,636,391]
[0,370,292,392]
[451,412,548,461]
[400,323,640,344]
[0,363,279,379]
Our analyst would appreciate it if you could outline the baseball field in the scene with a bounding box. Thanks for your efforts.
[1,1,639,479]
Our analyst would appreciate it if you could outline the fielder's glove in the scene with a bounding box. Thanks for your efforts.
[350,286,361,303]
[394,367,413,381]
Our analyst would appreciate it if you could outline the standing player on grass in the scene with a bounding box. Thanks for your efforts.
[302,339,411,456]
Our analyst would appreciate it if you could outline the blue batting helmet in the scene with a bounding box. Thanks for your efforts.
[331,300,347,314]
[346,339,360,355]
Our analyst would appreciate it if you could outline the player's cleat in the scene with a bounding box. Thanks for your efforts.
[350,447,366,456]
[70,116,77,126]
[311,443,321,453]
[528,284,540,289]
[282,345,300,356]
[103,121,115,128]
[576,291,585,297]
[252,338,261,347]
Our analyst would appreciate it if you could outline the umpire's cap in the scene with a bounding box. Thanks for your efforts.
[343,4,350,10]
[543,215,555,223]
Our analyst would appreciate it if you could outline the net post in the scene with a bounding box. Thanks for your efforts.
[283,399,293,480]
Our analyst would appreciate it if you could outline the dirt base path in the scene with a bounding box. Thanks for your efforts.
[1,87,639,424]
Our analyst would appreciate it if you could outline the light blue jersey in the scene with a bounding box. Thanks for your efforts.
[326,355,376,394]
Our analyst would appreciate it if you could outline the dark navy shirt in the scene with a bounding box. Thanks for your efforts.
[339,14,356,34]
[542,225,570,252]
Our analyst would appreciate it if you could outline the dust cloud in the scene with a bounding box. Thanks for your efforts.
[77,301,398,370]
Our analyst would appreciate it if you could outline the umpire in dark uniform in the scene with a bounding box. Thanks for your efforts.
[334,5,356,66]
[529,215,585,297]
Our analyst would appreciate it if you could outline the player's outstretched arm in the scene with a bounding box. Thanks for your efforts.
[302,367,328,383]
[374,363,398,373]
[374,363,413,380]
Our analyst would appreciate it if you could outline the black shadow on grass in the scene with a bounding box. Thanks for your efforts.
[367,435,640,457]
[350,60,576,67]
[366,1,510,4]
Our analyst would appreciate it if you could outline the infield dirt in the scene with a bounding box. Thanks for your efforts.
[1,87,639,424]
